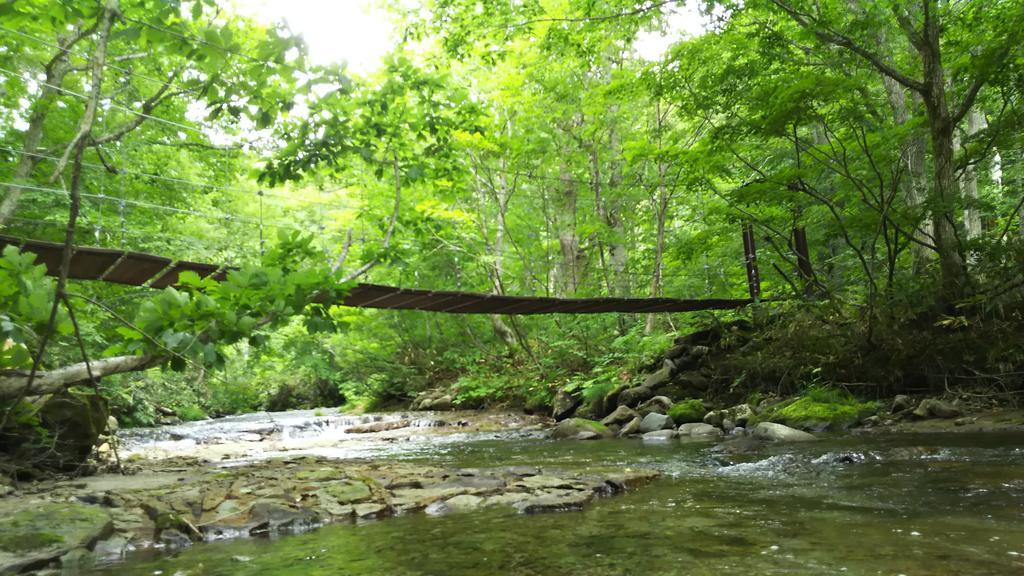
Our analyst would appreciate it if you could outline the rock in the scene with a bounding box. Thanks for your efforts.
[106,416,119,433]
[617,386,655,408]
[641,429,677,441]
[638,412,674,433]
[892,394,914,413]
[751,422,817,442]
[675,373,711,391]
[425,495,484,515]
[573,431,603,440]
[643,364,675,389]
[637,396,673,416]
[321,481,373,504]
[422,395,453,411]
[159,529,193,549]
[730,426,746,436]
[347,420,411,434]
[703,410,725,428]
[551,418,613,440]
[618,416,643,437]
[513,475,577,490]
[860,415,881,428]
[515,491,593,514]
[912,398,961,420]
[551,387,582,421]
[38,391,109,470]
[248,502,320,534]
[677,423,722,437]
[727,404,756,427]
[667,399,706,424]
[664,345,687,360]
[0,502,112,575]
[353,503,388,519]
[721,418,736,432]
[601,405,639,426]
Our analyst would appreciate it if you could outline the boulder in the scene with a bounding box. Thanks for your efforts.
[618,416,643,437]
[637,396,673,417]
[643,364,674,389]
[551,418,613,440]
[751,422,817,442]
[551,387,582,421]
[674,373,711,392]
[676,423,722,437]
[912,398,961,420]
[600,406,639,427]
[637,412,674,434]
[641,429,677,442]
[664,345,688,360]
[617,386,654,408]
[703,410,725,428]
[891,394,914,413]
[727,404,756,427]
[0,502,113,575]
[422,395,453,411]
[667,399,706,424]
[38,391,109,470]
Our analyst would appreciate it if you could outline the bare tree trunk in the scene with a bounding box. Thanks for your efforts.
[0,355,160,400]
[881,77,932,273]
[960,110,985,242]
[646,101,670,335]
[489,166,517,350]
[557,160,584,296]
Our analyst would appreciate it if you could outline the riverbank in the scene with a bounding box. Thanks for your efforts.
[8,420,1024,576]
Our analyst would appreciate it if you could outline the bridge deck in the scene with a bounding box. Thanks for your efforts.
[0,235,753,314]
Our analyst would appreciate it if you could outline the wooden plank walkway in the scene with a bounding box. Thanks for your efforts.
[0,235,754,314]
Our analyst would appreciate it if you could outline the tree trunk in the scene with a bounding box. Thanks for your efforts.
[960,110,985,242]
[881,77,932,273]
[557,161,584,296]
[646,101,670,335]
[0,354,161,401]
[920,24,968,305]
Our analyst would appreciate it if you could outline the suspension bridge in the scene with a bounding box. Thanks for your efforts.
[0,234,758,314]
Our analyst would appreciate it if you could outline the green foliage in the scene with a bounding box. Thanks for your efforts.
[668,399,707,424]
[176,405,208,422]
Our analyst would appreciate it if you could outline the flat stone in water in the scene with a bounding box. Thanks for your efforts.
[515,490,593,514]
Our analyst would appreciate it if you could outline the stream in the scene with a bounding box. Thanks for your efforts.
[92,411,1024,575]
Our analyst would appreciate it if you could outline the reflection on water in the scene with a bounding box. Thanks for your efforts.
[93,430,1024,575]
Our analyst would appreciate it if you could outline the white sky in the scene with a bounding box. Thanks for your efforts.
[231,1,706,74]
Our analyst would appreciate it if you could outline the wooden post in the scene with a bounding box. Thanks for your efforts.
[742,223,761,300]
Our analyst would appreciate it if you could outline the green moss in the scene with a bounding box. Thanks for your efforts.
[0,530,64,551]
[762,387,878,431]
[668,399,706,424]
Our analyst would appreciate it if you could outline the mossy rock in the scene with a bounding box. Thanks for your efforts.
[0,502,112,573]
[668,399,706,424]
[763,395,879,431]
[551,418,613,439]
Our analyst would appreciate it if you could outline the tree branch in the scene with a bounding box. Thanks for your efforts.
[770,0,927,93]
[340,153,401,283]
[0,354,161,400]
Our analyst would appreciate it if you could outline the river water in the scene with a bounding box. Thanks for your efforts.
[94,415,1024,575]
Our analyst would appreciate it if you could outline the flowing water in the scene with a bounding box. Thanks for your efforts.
[95,416,1024,575]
